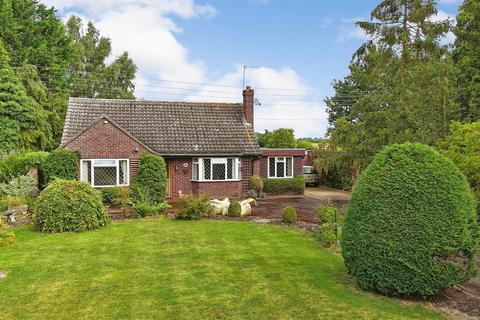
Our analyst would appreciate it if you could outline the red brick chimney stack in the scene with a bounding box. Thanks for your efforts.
[242,86,254,127]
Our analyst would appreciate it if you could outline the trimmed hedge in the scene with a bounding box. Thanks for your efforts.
[282,205,297,223]
[342,143,478,296]
[262,175,305,195]
[33,179,109,233]
[0,151,48,183]
[41,149,79,186]
[131,153,167,205]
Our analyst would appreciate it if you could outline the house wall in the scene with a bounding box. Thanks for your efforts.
[64,119,149,178]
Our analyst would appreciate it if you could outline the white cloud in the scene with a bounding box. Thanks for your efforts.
[41,0,328,137]
[336,17,369,43]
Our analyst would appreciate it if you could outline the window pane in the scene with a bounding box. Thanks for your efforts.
[81,160,91,183]
[276,160,285,178]
[212,163,226,180]
[286,157,292,177]
[119,160,128,184]
[269,158,275,177]
[203,159,211,180]
[227,159,233,179]
[93,159,116,166]
[94,167,117,186]
[193,162,199,180]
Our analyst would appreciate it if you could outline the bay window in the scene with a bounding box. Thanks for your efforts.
[268,157,293,178]
[192,158,240,181]
[80,159,129,187]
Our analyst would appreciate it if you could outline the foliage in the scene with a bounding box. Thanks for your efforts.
[296,139,316,149]
[228,201,242,217]
[175,194,213,220]
[41,149,79,186]
[0,151,47,183]
[131,153,167,205]
[33,179,109,233]
[267,128,296,148]
[342,143,478,296]
[101,187,132,215]
[0,216,14,246]
[438,121,480,209]
[0,40,51,153]
[282,205,297,224]
[132,202,170,218]
[315,199,343,248]
[0,173,38,197]
[65,16,137,99]
[452,0,480,121]
[249,175,264,197]
[262,176,305,195]
[2,195,27,208]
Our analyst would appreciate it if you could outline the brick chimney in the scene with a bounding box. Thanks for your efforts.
[242,86,254,127]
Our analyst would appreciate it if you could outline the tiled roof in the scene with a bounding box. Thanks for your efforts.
[61,97,260,156]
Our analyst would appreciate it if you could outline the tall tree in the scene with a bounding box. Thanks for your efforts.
[266,128,297,148]
[66,16,137,99]
[0,40,50,153]
[452,0,480,121]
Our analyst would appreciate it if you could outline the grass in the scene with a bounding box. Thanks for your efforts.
[0,219,443,319]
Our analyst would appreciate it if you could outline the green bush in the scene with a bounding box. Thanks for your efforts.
[131,153,167,205]
[0,173,38,197]
[342,143,479,296]
[0,217,14,246]
[262,175,305,195]
[249,175,264,197]
[282,205,297,223]
[228,201,242,217]
[0,151,48,183]
[175,194,213,220]
[101,187,132,216]
[33,179,109,233]
[41,149,79,186]
[316,199,343,248]
[132,202,170,218]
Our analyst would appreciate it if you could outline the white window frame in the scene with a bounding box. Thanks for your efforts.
[268,156,294,179]
[192,157,241,182]
[80,159,130,187]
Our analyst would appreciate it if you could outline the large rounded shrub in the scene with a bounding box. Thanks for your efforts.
[33,179,109,233]
[131,153,167,205]
[342,143,478,296]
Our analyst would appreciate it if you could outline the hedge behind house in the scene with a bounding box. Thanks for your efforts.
[342,143,478,296]
[262,175,305,195]
[0,151,48,183]
[41,149,79,186]
[131,153,167,205]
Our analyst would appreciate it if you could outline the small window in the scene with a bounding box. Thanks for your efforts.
[192,158,240,181]
[80,159,129,187]
[268,157,294,179]
[192,158,199,181]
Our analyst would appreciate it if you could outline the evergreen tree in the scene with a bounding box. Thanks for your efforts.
[452,0,480,121]
[0,41,50,153]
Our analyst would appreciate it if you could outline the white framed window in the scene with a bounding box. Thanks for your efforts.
[192,158,241,181]
[80,159,129,187]
[268,157,293,178]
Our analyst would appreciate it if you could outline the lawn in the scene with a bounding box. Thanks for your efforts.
[0,219,443,319]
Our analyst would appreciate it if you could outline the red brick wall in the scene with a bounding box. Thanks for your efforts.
[260,156,304,178]
[64,119,149,178]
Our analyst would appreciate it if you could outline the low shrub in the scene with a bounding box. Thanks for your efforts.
[101,187,132,215]
[262,175,305,195]
[249,175,264,197]
[0,173,38,197]
[131,153,167,205]
[342,143,478,296]
[282,205,297,223]
[176,194,213,220]
[132,202,170,218]
[41,150,79,186]
[228,201,242,217]
[0,217,14,246]
[33,179,109,233]
[316,199,343,248]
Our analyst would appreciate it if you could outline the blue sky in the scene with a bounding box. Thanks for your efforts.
[43,0,461,138]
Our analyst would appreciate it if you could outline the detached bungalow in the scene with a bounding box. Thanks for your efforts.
[60,87,306,198]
